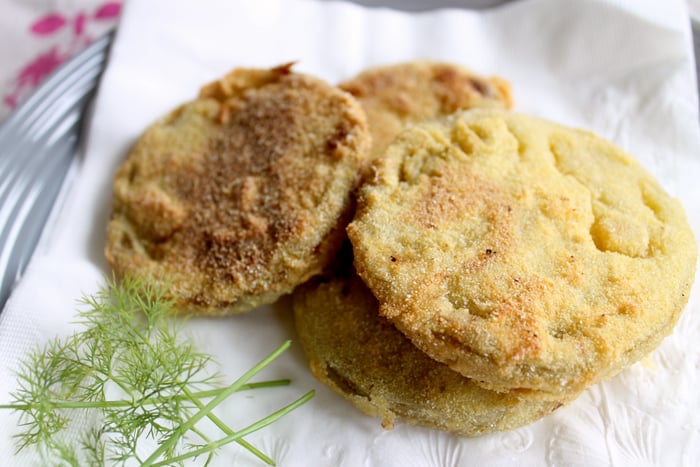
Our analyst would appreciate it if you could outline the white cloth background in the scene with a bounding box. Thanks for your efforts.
[1,0,699,465]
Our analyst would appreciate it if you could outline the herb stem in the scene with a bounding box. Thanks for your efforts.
[179,385,276,466]
[0,379,291,411]
[149,389,315,467]
[141,340,292,466]
[117,292,275,465]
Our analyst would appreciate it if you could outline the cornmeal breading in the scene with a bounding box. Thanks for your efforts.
[106,64,370,315]
[293,273,569,435]
[339,61,511,162]
[348,108,697,395]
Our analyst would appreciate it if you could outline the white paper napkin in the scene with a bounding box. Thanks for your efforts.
[1,0,699,465]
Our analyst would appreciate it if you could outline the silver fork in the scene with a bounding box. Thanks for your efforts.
[0,33,113,312]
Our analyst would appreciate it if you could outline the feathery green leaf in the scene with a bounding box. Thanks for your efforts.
[0,275,312,465]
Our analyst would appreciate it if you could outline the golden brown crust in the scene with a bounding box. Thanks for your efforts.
[347,108,697,395]
[339,61,512,161]
[292,274,568,435]
[105,65,371,315]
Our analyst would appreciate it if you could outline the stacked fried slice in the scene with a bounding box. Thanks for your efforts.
[295,65,695,435]
[106,64,371,315]
[106,61,696,436]
[345,108,696,399]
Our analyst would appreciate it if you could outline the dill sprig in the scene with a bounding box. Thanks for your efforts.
[0,276,313,466]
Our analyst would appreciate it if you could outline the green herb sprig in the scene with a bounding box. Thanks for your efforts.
[0,276,313,466]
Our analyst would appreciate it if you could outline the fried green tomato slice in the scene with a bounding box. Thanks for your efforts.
[106,64,370,315]
[348,108,696,395]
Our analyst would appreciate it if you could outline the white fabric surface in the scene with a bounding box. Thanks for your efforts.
[1,0,699,465]
[691,0,700,18]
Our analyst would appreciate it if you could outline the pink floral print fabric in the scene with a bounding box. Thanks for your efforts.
[0,1,121,120]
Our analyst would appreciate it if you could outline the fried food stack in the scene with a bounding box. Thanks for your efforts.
[106,62,697,436]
